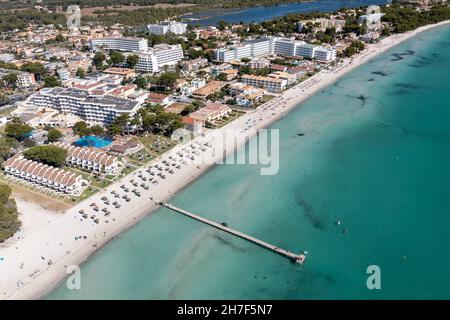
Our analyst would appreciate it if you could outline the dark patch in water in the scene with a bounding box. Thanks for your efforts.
[395,83,423,90]
[391,50,415,61]
[357,95,367,104]
[367,78,375,82]
[345,94,367,106]
[294,195,325,230]
[213,234,246,252]
[372,71,388,77]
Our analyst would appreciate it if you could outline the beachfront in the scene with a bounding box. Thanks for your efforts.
[1,19,450,300]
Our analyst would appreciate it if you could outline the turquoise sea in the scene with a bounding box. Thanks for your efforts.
[48,25,450,299]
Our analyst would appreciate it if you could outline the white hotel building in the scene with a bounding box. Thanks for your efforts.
[3,155,84,195]
[136,44,184,73]
[27,87,142,125]
[54,142,121,175]
[90,37,148,52]
[147,21,188,35]
[214,37,336,62]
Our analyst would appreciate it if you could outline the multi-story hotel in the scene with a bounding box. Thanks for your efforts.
[90,37,148,52]
[240,74,287,92]
[214,37,336,62]
[3,154,84,195]
[135,44,184,73]
[147,21,188,35]
[54,142,121,175]
[27,87,142,125]
[215,38,272,62]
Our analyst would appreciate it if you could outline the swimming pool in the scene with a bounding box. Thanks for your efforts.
[74,136,112,148]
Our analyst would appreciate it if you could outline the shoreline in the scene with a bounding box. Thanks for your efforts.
[1,19,450,300]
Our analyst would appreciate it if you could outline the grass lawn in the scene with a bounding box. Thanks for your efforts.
[138,134,177,156]
[211,110,246,128]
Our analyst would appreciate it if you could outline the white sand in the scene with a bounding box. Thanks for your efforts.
[1,20,449,300]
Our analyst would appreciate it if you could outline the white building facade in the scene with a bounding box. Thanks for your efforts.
[90,37,148,52]
[214,37,336,62]
[136,44,184,73]
[147,22,188,35]
[27,87,142,125]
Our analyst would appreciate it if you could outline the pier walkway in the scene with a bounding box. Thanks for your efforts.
[159,201,306,264]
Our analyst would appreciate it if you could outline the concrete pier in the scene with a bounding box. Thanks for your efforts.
[160,201,306,264]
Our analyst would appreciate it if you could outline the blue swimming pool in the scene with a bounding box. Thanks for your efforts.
[74,136,112,148]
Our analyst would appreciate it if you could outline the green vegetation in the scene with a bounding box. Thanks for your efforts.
[109,51,125,66]
[382,3,450,34]
[44,76,61,88]
[0,137,19,164]
[93,52,106,69]
[4,120,33,141]
[76,68,86,79]
[47,128,63,142]
[0,184,21,243]
[126,54,139,67]
[20,62,46,80]
[23,145,68,167]
[342,40,365,57]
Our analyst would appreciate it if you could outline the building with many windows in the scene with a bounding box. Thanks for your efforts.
[54,142,121,175]
[135,44,184,73]
[27,87,142,125]
[147,21,188,35]
[3,154,84,195]
[90,37,148,52]
[214,37,336,62]
[241,74,287,92]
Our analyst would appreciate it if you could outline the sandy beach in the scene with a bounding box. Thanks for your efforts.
[1,19,450,300]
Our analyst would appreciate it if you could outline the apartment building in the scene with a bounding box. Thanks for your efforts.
[27,87,142,125]
[135,44,184,73]
[54,142,121,175]
[215,38,272,62]
[16,72,37,88]
[241,74,287,92]
[214,37,336,62]
[3,154,84,195]
[180,57,208,72]
[190,103,232,124]
[147,21,188,35]
[90,37,148,52]
[0,68,36,88]
[191,81,226,100]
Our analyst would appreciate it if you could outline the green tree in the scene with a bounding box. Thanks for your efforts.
[0,137,18,160]
[20,62,46,80]
[72,121,88,135]
[47,128,63,142]
[0,183,21,243]
[23,145,67,167]
[126,54,139,67]
[134,76,148,89]
[158,71,177,89]
[2,72,18,89]
[76,67,86,78]
[44,76,61,88]
[90,125,104,136]
[4,121,33,141]
[93,52,106,69]
[110,51,125,66]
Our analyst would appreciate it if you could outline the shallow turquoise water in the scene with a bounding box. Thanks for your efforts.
[48,25,450,299]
